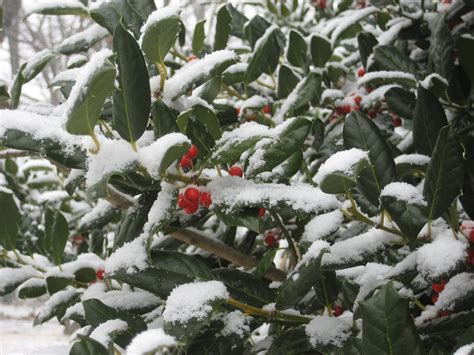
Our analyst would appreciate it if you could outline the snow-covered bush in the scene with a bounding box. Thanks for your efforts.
[0,0,473,353]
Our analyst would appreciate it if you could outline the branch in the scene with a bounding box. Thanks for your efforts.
[0,149,38,159]
[171,229,287,282]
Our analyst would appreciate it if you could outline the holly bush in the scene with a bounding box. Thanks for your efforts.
[0,0,474,354]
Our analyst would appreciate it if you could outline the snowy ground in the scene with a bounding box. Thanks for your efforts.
[0,304,69,355]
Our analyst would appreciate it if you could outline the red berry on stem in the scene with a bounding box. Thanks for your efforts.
[368,110,377,119]
[353,96,362,105]
[333,305,344,317]
[357,68,365,77]
[469,230,474,243]
[392,117,402,127]
[229,165,244,177]
[178,193,189,208]
[185,187,200,202]
[262,105,272,114]
[187,144,199,159]
[199,192,212,208]
[183,201,199,214]
[258,208,266,218]
[432,294,439,303]
[265,234,278,247]
[180,156,192,169]
[96,269,105,281]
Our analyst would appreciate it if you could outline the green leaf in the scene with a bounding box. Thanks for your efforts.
[83,299,146,348]
[0,267,37,296]
[0,189,21,250]
[70,335,109,355]
[10,63,26,109]
[126,0,156,21]
[214,208,261,232]
[456,325,474,349]
[277,65,299,99]
[150,250,213,281]
[196,76,222,104]
[18,280,47,299]
[56,25,109,55]
[212,268,275,307]
[358,32,378,69]
[287,30,308,68]
[380,195,427,241]
[65,55,116,136]
[360,282,424,355]
[250,117,312,175]
[46,276,72,295]
[310,34,332,68]
[211,135,264,165]
[385,87,416,120]
[320,172,357,194]
[112,21,151,147]
[413,86,448,156]
[267,328,313,355]
[214,5,231,51]
[140,9,181,64]
[373,45,418,75]
[429,14,454,82]
[192,20,206,53]
[254,247,278,278]
[246,26,285,84]
[343,111,396,206]
[151,99,179,139]
[0,81,10,102]
[358,71,417,89]
[34,288,81,325]
[275,246,327,310]
[89,2,121,35]
[22,50,57,82]
[244,15,271,48]
[44,208,69,265]
[24,3,88,18]
[423,125,464,220]
[457,35,474,84]
[226,3,248,39]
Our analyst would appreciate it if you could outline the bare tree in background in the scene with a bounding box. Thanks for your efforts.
[1,0,22,75]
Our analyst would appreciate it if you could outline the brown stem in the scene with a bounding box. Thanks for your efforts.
[171,229,287,282]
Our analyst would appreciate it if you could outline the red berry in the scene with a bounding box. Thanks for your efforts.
[353,96,362,105]
[333,305,344,317]
[96,269,105,281]
[469,230,474,243]
[431,294,439,304]
[180,156,192,169]
[188,54,198,61]
[187,145,199,159]
[357,68,365,77]
[392,117,402,127]
[335,105,351,116]
[184,187,200,203]
[199,192,212,208]
[265,234,278,247]
[262,105,272,114]
[368,110,377,119]
[432,279,446,294]
[229,165,244,177]
[183,201,199,214]
[467,249,474,265]
[236,107,241,115]
[258,208,266,218]
[178,193,189,208]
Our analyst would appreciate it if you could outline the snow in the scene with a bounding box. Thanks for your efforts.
[394,154,430,165]
[162,281,229,324]
[140,5,181,39]
[314,148,368,184]
[330,7,378,44]
[138,133,191,178]
[47,253,104,279]
[21,159,55,173]
[163,50,239,101]
[143,182,177,235]
[90,319,128,347]
[25,1,86,15]
[361,84,399,106]
[85,137,137,187]
[305,315,352,347]
[22,49,54,80]
[273,76,309,123]
[416,273,474,325]
[208,176,340,215]
[378,19,412,46]
[67,54,87,68]
[126,328,177,355]
[321,89,344,102]
[295,240,330,273]
[65,48,112,116]
[302,210,344,242]
[420,73,449,90]
[0,266,40,294]
[52,68,81,83]
[323,228,403,266]
[78,200,115,229]
[219,311,250,338]
[416,233,467,279]
[454,344,474,355]
[238,95,267,112]
[36,287,80,324]
[17,277,46,292]
[57,24,108,51]
[380,182,427,205]
[105,234,149,275]
[98,290,161,311]
[0,110,83,153]
[357,71,417,87]
[223,63,248,75]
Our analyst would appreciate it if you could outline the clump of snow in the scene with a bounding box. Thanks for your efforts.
[420,73,448,90]
[380,182,427,205]
[105,235,149,275]
[394,154,430,166]
[86,137,137,187]
[416,233,467,279]
[78,200,115,229]
[67,54,87,68]
[296,240,330,271]
[238,95,267,112]
[47,253,104,279]
[321,89,344,103]
[138,133,190,178]
[454,344,474,355]
[305,315,352,347]
[25,1,86,16]
[208,176,340,215]
[90,319,128,347]
[330,7,377,44]
[220,311,250,338]
[0,266,40,294]
[143,182,177,234]
[36,287,80,323]
[126,329,176,355]
[314,148,368,184]
[378,18,412,45]
[223,63,248,75]
[357,71,416,87]
[163,281,229,324]
[140,5,181,39]
[57,24,108,53]
[302,210,344,242]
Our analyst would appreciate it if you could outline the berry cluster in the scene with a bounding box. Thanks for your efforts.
[229,165,244,177]
[332,304,344,317]
[180,145,199,169]
[178,187,212,215]
[264,232,279,247]
[431,278,446,304]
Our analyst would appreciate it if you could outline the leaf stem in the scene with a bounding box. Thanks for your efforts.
[270,211,299,266]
